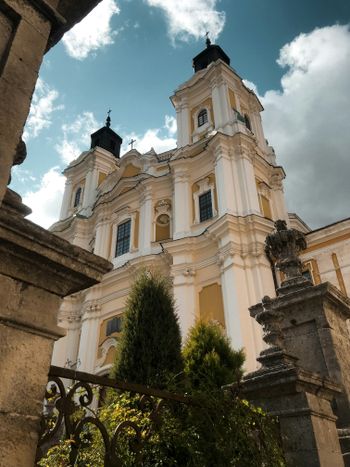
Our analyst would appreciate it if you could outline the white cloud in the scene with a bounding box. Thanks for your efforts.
[23,167,65,228]
[56,112,99,164]
[146,0,225,43]
[254,24,350,228]
[23,78,62,140]
[62,0,120,60]
[121,115,177,154]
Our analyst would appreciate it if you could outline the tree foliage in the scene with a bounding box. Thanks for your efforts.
[39,280,285,467]
[183,321,245,392]
[113,271,183,388]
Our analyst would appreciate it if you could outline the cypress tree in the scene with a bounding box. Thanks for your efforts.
[113,271,183,388]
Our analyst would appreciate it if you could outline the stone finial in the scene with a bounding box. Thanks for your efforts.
[265,219,309,292]
[256,296,283,351]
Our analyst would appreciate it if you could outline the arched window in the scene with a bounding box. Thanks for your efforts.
[197,109,208,127]
[244,114,252,131]
[73,187,82,207]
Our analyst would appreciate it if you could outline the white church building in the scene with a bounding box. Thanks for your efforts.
[51,40,350,374]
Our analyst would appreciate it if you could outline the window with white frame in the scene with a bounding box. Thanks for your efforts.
[115,219,131,257]
[197,108,208,127]
[193,177,217,224]
[199,191,213,222]
[73,187,82,207]
[106,316,123,336]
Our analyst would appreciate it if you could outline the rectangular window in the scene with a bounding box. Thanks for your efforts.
[199,191,213,222]
[106,316,123,336]
[115,219,131,257]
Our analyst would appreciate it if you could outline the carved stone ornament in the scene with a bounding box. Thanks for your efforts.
[265,219,310,291]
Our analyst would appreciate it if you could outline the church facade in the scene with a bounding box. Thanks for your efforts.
[51,42,350,375]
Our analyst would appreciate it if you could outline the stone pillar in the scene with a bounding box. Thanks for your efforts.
[140,186,153,254]
[235,148,260,215]
[173,167,191,239]
[243,359,344,467]
[0,190,112,467]
[172,269,197,340]
[214,143,237,216]
[94,217,111,259]
[261,220,350,464]
[242,287,344,466]
[77,301,101,372]
[59,178,73,220]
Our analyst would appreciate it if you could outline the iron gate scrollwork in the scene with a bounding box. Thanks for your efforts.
[36,365,191,466]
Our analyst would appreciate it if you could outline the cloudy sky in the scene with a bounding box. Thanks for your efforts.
[10,0,350,229]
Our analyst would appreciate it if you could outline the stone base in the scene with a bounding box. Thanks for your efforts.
[242,360,344,467]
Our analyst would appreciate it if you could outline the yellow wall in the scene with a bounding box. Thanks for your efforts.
[261,195,272,219]
[98,172,107,186]
[122,164,141,178]
[229,88,236,109]
[332,253,348,296]
[199,283,225,327]
[156,222,170,241]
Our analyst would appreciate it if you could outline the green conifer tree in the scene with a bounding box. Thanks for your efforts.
[183,321,244,392]
[113,271,183,388]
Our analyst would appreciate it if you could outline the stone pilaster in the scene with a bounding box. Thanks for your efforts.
[0,190,112,467]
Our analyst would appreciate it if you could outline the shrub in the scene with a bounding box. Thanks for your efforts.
[183,321,245,392]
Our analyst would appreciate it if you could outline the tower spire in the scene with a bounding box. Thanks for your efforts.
[106,109,112,128]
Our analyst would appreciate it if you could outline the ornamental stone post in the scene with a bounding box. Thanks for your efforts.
[262,220,350,463]
[241,220,346,466]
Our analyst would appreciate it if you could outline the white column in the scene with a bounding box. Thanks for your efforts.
[211,83,222,130]
[251,112,267,151]
[235,150,260,215]
[219,82,232,131]
[140,187,153,254]
[172,270,197,340]
[219,253,244,350]
[173,170,191,239]
[94,220,111,259]
[77,302,101,372]
[218,249,261,372]
[82,167,99,210]
[60,179,73,220]
[270,173,288,221]
[214,144,237,215]
[82,169,93,207]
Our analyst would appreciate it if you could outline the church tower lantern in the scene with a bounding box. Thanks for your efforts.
[90,111,122,158]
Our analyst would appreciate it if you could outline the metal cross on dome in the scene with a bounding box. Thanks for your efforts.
[129,138,136,150]
[106,109,112,128]
[205,31,211,47]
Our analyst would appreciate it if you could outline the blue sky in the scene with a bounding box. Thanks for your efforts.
[11,0,350,229]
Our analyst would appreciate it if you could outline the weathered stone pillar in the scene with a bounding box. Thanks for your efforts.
[241,220,346,466]
[0,190,112,467]
[263,220,350,463]
[243,356,344,467]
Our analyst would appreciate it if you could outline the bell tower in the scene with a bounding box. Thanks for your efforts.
[171,39,268,154]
